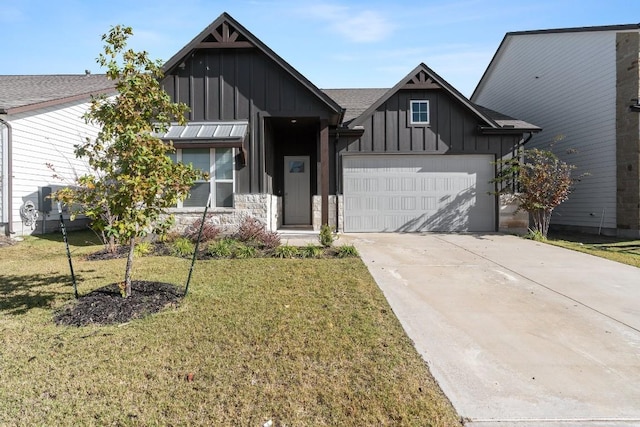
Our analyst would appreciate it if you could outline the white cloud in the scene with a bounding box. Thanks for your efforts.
[331,10,393,43]
[301,2,394,43]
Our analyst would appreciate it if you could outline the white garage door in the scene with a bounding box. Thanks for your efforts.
[343,154,495,232]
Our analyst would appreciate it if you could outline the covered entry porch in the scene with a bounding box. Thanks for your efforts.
[263,116,331,229]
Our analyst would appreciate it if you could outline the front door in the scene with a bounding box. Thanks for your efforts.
[284,156,310,225]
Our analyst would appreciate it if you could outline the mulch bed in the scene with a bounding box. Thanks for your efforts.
[54,281,183,327]
[82,243,171,261]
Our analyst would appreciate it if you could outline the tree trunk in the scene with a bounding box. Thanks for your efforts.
[107,235,117,254]
[124,237,135,297]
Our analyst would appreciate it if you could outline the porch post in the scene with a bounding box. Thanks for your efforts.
[320,119,329,225]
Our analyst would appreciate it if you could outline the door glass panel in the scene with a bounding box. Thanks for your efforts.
[289,160,305,173]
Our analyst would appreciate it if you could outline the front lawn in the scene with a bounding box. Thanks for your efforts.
[547,231,640,268]
[0,231,460,426]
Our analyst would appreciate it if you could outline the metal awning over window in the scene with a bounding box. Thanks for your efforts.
[159,121,248,148]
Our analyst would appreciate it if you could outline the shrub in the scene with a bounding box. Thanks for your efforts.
[234,216,281,249]
[492,137,585,239]
[258,230,282,250]
[301,244,324,259]
[318,224,337,248]
[273,244,299,259]
[524,228,546,241]
[207,239,235,258]
[159,231,181,244]
[233,243,257,259]
[133,241,154,257]
[336,245,359,258]
[184,217,221,243]
[171,237,195,258]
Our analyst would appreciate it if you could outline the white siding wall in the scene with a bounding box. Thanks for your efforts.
[474,31,619,230]
[9,100,101,235]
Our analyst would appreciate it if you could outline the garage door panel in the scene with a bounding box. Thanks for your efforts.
[343,154,495,232]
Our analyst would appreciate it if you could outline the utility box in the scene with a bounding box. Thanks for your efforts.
[39,186,52,213]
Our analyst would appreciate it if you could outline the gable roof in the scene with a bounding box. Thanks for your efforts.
[0,74,115,115]
[472,23,640,100]
[162,12,344,122]
[343,63,538,133]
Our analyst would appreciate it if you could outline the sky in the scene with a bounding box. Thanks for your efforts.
[1,0,639,96]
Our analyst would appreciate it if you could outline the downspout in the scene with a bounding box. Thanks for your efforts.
[512,131,534,193]
[520,131,534,149]
[334,128,340,231]
[0,116,12,236]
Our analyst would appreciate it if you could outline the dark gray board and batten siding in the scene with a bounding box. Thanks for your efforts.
[341,89,521,156]
[161,48,338,194]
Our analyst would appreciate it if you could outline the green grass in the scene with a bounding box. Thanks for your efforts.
[547,231,640,267]
[0,230,460,426]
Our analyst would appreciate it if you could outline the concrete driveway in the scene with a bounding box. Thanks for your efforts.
[348,233,640,427]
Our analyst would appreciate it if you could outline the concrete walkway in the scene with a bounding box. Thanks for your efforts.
[349,233,640,427]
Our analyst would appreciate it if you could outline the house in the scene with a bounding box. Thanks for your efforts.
[0,74,115,236]
[472,24,640,237]
[158,12,539,234]
[1,13,539,237]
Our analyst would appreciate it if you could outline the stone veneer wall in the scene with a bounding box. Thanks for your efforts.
[616,32,640,237]
[172,194,282,234]
[312,195,342,231]
[498,193,528,235]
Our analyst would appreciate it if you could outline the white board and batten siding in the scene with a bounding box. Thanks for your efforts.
[343,154,495,232]
[9,99,101,234]
[473,30,621,230]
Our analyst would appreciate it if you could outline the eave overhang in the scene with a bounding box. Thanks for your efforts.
[478,126,542,135]
[0,88,117,115]
[330,125,365,137]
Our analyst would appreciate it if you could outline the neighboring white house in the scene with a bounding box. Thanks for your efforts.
[472,24,640,237]
[0,74,115,236]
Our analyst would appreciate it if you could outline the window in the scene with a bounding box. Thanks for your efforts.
[410,100,430,125]
[168,147,235,208]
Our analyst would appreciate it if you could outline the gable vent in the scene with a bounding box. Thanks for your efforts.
[403,70,441,89]
[197,21,253,48]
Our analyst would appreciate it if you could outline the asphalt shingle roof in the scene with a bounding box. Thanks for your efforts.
[0,74,115,114]
[322,88,388,124]
[474,105,541,131]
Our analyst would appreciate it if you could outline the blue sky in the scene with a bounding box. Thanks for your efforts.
[1,0,638,96]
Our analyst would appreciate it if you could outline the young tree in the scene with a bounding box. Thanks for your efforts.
[57,25,204,297]
[494,140,581,239]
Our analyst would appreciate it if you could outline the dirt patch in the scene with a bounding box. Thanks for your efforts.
[0,235,15,247]
[54,281,183,326]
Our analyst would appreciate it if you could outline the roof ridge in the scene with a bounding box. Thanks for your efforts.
[507,23,640,36]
